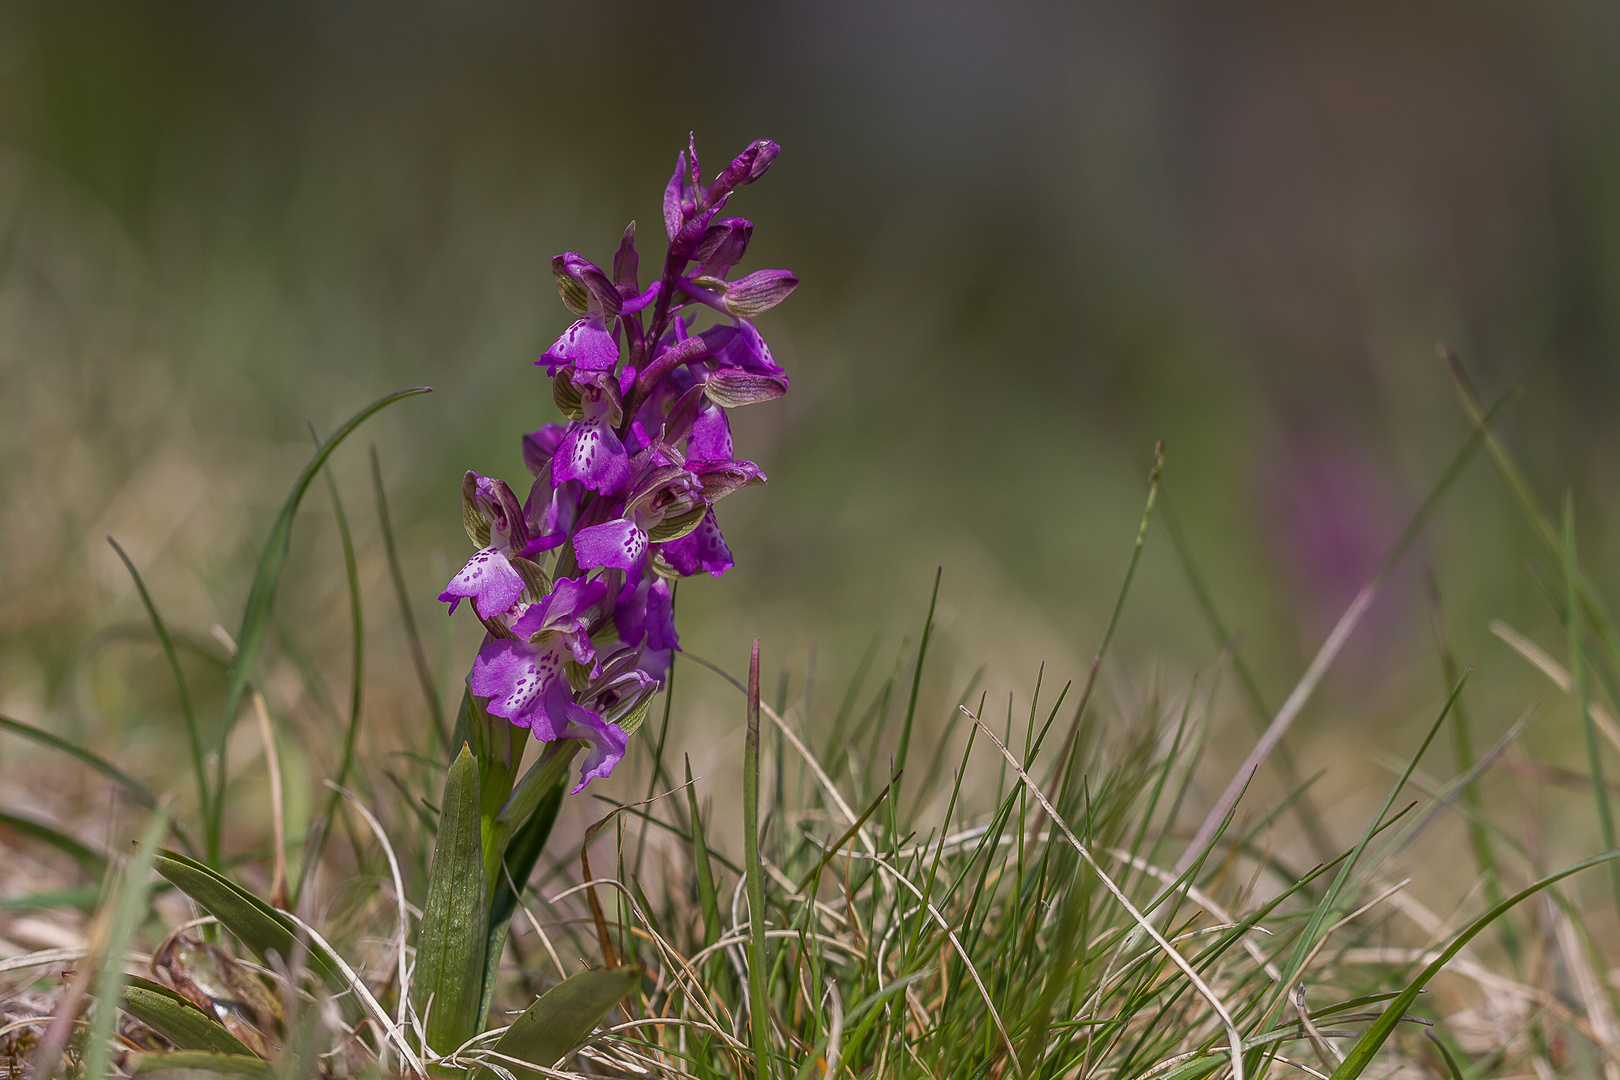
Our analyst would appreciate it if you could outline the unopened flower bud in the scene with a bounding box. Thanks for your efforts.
[694,217,754,271]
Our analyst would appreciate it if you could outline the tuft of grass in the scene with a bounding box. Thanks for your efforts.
[12,355,1620,1079]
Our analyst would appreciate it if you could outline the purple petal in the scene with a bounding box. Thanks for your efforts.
[613,576,680,653]
[552,417,629,495]
[700,320,784,376]
[688,400,733,460]
[645,578,678,651]
[573,518,648,575]
[475,476,529,550]
[664,150,687,240]
[470,637,569,736]
[613,222,639,291]
[524,475,580,552]
[440,547,525,619]
[548,687,628,792]
[540,317,619,375]
[522,425,569,476]
[659,509,733,577]
[620,281,660,316]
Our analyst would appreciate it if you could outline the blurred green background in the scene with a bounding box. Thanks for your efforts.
[2,1,1619,877]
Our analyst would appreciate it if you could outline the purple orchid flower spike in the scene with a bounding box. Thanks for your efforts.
[552,369,631,495]
[440,473,535,619]
[443,133,794,794]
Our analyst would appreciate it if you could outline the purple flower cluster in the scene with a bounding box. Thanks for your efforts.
[440,136,794,792]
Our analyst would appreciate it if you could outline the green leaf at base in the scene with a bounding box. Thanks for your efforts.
[412,742,490,1054]
[474,966,642,1080]
[121,978,258,1057]
[128,1051,275,1078]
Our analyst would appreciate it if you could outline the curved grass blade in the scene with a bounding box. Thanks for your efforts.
[149,848,355,1019]
[209,385,431,864]
[743,640,773,1080]
[291,452,365,908]
[121,978,258,1057]
[473,966,642,1080]
[107,538,210,827]
[83,808,168,1080]
[373,443,449,751]
[0,809,106,880]
[0,713,195,854]
[412,742,489,1053]
[128,1052,274,1078]
[1329,846,1620,1078]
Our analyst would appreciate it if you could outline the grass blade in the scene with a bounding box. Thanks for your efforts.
[743,640,773,1080]
[82,808,168,1080]
[891,568,940,814]
[372,443,449,751]
[1563,496,1620,915]
[0,714,196,855]
[1329,846,1620,1079]
[685,754,722,949]
[0,810,106,881]
[291,449,366,908]
[106,538,209,832]
[209,385,431,865]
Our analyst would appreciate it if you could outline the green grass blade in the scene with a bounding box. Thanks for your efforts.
[121,978,258,1057]
[412,742,490,1053]
[372,443,449,752]
[686,754,723,949]
[106,538,210,832]
[891,568,940,814]
[1563,496,1620,915]
[291,456,365,907]
[209,385,431,865]
[83,808,168,1080]
[473,966,642,1080]
[0,714,198,856]
[1056,443,1163,795]
[1329,846,1620,1079]
[743,640,773,1080]
[1273,673,1468,1025]
[0,809,106,880]
[1162,497,1333,863]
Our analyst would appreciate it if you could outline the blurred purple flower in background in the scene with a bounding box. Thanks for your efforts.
[441,135,792,790]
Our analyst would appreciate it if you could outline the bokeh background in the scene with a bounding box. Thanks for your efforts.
[1,0,1619,912]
